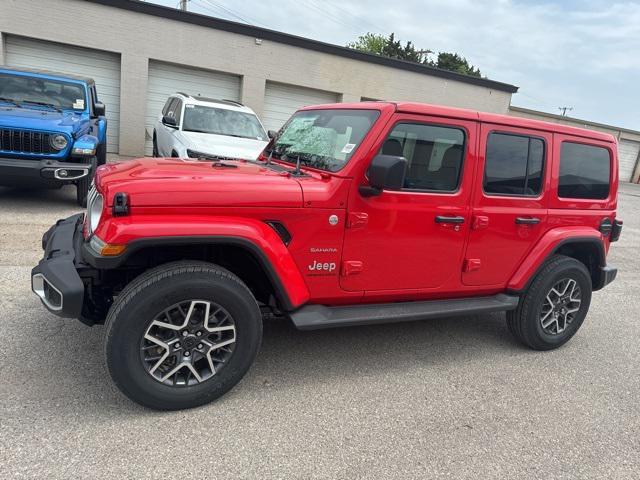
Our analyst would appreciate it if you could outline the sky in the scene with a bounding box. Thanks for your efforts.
[148,0,640,131]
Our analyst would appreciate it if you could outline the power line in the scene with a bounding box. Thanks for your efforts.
[198,0,264,26]
[317,0,386,33]
[300,0,362,31]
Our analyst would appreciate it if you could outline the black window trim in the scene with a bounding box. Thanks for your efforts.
[557,139,612,201]
[379,120,468,195]
[162,96,176,116]
[174,98,184,126]
[482,129,547,199]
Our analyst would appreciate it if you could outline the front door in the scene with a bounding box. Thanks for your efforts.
[340,115,477,293]
[462,123,551,286]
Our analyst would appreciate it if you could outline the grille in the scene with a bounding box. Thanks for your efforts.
[0,129,55,154]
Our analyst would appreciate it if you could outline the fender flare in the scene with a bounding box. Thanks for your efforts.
[85,215,311,310]
[507,227,605,293]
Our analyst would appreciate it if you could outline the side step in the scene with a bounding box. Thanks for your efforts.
[290,294,519,331]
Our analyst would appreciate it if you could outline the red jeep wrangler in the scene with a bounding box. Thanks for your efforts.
[32,102,622,410]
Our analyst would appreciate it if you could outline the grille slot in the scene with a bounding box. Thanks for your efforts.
[0,129,55,154]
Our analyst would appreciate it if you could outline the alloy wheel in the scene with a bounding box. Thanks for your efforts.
[140,300,236,386]
[539,278,582,335]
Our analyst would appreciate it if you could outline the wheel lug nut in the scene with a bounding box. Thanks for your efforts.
[175,343,181,349]
[184,351,190,357]
[196,331,202,337]
[197,344,203,350]
[182,331,188,337]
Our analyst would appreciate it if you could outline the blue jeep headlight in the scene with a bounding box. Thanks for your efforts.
[72,134,98,156]
[50,134,68,150]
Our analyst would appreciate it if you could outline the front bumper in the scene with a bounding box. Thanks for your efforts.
[31,214,86,318]
[0,156,91,187]
[594,264,618,291]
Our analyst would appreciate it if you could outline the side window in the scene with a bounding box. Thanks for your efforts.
[558,142,611,199]
[174,99,183,125]
[162,97,175,116]
[380,123,465,192]
[484,133,545,196]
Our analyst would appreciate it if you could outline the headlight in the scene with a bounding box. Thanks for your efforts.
[72,146,96,156]
[89,192,103,233]
[50,134,68,150]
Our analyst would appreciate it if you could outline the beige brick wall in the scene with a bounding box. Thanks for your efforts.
[1,0,514,156]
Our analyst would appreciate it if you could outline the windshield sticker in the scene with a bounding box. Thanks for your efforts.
[73,99,85,110]
[185,104,195,108]
[341,143,356,154]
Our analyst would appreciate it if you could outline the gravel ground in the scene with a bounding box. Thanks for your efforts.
[0,182,638,479]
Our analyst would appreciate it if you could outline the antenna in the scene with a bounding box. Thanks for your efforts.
[294,155,301,176]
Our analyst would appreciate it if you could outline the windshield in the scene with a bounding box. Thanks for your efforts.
[182,105,267,141]
[0,72,86,111]
[270,109,380,172]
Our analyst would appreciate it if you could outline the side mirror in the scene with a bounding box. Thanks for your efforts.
[162,115,177,127]
[93,102,106,117]
[267,130,278,139]
[359,154,407,197]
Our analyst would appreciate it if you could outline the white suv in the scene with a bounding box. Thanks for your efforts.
[153,93,269,160]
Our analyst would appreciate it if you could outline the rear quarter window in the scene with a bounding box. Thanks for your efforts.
[558,142,611,199]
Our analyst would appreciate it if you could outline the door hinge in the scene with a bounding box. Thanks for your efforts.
[463,258,481,273]
[471,215,489,230]
[347,212,368,229]
[341,260,363,276]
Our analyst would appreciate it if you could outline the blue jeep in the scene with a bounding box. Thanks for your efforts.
[0,67,107,206]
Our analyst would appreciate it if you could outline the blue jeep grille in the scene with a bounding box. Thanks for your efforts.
[0,129,55,155]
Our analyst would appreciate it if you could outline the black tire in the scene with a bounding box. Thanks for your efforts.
[96,142,107,165]
[104,261,262,410]
[152,133,159,157]
[507,255,592,350]
[76,156,97,207]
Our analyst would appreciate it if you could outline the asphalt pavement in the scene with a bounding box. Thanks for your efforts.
[1,182,638,479]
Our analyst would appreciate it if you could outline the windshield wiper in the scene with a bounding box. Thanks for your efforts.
[21,100,61,112]
[0,97,22,107]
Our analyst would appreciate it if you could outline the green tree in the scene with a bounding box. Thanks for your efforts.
[346,32,481,78]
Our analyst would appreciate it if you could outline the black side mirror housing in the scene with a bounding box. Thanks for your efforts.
[162,115,178,127]
[359,154,407,197]
[93,101,106,117]
[267,130,278,139]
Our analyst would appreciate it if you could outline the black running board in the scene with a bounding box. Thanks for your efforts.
[290,294,519,330]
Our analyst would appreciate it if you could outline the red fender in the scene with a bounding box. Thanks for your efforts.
[94,214,311,309]
[507,226,604,291]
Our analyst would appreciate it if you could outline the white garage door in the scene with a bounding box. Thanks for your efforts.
[5,35,121,153]
[618,140,640,182]
[145,61,241,155]
[262,82,340,132]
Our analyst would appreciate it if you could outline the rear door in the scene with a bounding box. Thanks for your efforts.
[463,124,551,286]
[340,114,477,293]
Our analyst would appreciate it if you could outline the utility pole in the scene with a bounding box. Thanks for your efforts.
[179,0,189,11]
[558,106,573,116]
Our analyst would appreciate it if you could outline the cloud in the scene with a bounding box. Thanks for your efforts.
[153,0,640,130]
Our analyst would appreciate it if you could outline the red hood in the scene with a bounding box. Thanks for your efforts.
[95,158,304,208]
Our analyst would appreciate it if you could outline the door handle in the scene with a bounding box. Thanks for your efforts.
[435,215,465,224]
[515,217,541,225]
